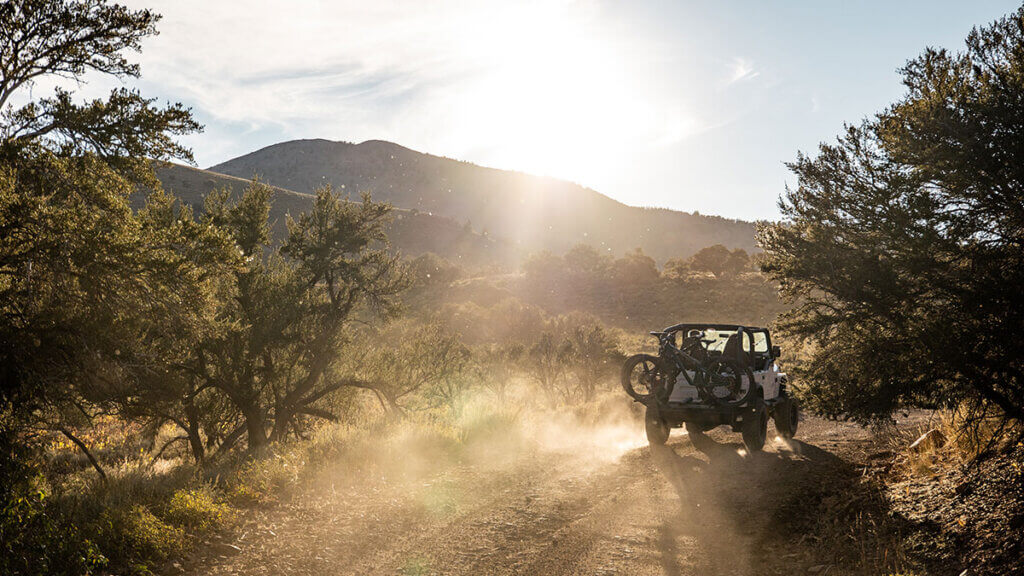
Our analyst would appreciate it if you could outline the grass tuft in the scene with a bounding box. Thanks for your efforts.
[96,505,185,574]
[165,484,235,532]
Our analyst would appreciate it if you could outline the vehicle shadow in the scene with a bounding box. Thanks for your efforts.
[645,433,914,576]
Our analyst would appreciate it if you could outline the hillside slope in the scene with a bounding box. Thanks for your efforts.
[148,163,517,267]
[209,139,757,261]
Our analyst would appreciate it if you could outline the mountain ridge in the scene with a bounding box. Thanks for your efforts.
[208,139,757,262]
[148,162,518,267]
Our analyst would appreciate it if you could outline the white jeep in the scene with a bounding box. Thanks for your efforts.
[621,323,799,452]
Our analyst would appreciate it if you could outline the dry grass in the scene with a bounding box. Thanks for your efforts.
[28,382,644,574]
[873,408,1020,480]
[851,408,1024,576]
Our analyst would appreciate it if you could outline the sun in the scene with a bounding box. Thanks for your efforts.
[441,2,680,189]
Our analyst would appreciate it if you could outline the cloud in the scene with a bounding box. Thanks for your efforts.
[10,0,770,219]
[112,0,716,182]
[728,57,760,84]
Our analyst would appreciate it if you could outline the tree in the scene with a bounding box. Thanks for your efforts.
[192,184,408,449]
[522,250,562,291]
[1,0,203,415]
[524,332,573,404]
[564,324,623,403]
[490,298,547,344]
[0,155,231,472]
[758,7,1024,428]
[563,243,611,276]
[353,322,470,416]
[477,341,525,401]
[727,248,751,275]
[0,0,198,173]
[404,252,462,309]
[662,257,691,280]
[0,0,217,485]
[611,248,659,287]
[689,244,749,278]
[85,188,240,463]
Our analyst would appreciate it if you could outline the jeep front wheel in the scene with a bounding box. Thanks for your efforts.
[742,401,767,452]
[774,396,799,440]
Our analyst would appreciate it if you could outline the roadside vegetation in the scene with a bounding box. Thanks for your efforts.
[3,1,1024,575]
[758,6,1024,439]
[756,7,1024,575]
[0,5,773,574]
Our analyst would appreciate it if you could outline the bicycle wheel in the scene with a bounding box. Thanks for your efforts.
[703,358,755,407]
[621,354,667,402]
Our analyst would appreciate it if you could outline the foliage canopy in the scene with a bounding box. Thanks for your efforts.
[759,8,1024,427]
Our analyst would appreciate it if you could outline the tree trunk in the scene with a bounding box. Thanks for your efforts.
[186,425,205,463]
[270,406,292,443]
[383,391,405,420]
[961,364,1024,423]
[243,406,268,452]
[214,422,247,456]
[183,400,205,463]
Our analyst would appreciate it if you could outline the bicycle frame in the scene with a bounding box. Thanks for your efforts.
[653,333,710,393]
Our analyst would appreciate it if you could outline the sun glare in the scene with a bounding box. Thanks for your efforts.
[444,2,674,187]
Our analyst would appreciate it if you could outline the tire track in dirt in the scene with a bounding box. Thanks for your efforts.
[182,448,640,575]
[385,451,664,575]
[178,418,871,576]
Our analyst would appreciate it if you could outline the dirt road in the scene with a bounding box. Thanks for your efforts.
[179,417,876,576]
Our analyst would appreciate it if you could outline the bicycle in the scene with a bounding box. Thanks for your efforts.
[620,329,755,407]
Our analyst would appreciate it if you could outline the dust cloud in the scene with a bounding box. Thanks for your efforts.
[305,389,662,497]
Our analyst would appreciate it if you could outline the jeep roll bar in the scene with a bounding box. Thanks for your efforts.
[656,323,778,362]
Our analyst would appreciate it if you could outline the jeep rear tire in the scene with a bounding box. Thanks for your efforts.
[774,396,799,440]
[742,401,768,453]
[645,404,670,445]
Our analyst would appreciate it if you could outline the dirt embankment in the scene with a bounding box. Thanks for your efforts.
[174,416,1016,576]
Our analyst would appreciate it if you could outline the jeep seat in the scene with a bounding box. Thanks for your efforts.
[722,333,752,368]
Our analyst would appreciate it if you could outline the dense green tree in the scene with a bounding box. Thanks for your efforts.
[0,0,205,476]
[0,154,237,464]
[689,244,749,278]
[759,8,1024,426]
[92,190,239,463]
[189,184,407,449]
[0,0,198,173]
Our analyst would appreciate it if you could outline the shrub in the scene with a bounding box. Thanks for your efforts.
[96,505,185,574]
[457,409,521,447]
[165,485,234,533]
[0,428,106,576]
[226,453,302,504]
[0,487,106,576]
[758,8,1024,429]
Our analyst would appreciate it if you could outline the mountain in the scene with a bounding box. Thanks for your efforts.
[208,139,757,262]
[147,162,517,267]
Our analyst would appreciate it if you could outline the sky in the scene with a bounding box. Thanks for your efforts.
[63,0,1023,220]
